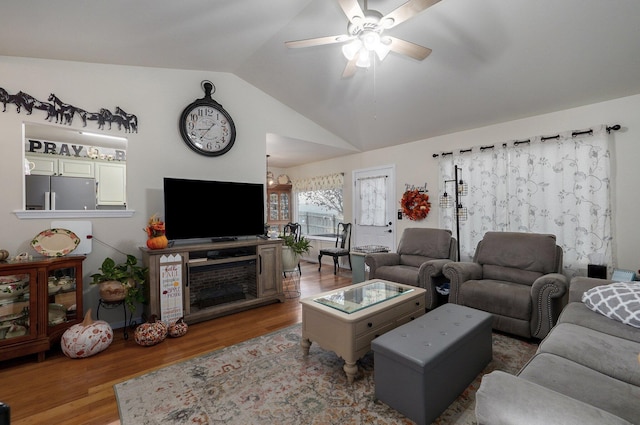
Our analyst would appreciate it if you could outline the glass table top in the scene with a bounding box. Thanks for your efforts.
[313,280,414,314]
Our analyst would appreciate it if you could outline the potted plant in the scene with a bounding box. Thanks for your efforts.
[280,234,312,272]
[90,254,148,312]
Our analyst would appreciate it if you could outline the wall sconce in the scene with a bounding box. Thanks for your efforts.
[440,165,467,260]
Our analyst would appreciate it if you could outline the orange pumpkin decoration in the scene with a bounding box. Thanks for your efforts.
[146,235,168,250]
[144,214,168,249]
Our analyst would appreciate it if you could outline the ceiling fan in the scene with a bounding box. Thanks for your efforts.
[285,0,441,78]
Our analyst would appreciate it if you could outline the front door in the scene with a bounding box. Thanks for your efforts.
[352,165,396,251]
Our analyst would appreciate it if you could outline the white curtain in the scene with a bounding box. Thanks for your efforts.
[438,125,612,276]
[358,176,387,226]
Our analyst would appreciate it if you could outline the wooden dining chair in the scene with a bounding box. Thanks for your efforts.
[318,222,352,275]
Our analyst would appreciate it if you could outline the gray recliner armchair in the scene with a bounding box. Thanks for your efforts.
[365,228,456,309]
[443,231,568,339]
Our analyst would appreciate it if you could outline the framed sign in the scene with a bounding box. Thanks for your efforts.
[159,254,183,324]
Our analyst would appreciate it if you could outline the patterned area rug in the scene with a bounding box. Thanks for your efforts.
[114,323,537,425]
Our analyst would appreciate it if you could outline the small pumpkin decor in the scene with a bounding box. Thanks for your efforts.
[168,317,188,338]
[61,309,113,359]
[400,189,431,221]
[145,214,168,250]
[134,315,168,347]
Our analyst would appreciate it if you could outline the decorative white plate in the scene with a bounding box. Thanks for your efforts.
[0,311,26,325]
[277,174,290,184]
[0,280,29,300]
[0,275,23,284]
[48,283,62,295]
[31,228,80,257]
[48,303,67,326]
[5,324,27,338]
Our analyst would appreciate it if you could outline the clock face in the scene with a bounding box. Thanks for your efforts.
[180,103,236,156]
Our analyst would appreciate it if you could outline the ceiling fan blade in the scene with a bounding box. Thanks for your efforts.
[342,57,358,78]
[285,35,352,49]
[338,0,365,24]
[387,36,432,60]
[381,0,441,29]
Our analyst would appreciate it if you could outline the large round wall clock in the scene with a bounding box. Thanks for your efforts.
[179,80,236,156]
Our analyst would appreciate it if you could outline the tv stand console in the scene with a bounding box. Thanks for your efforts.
[140,238,284,325]
[210,236,237,242]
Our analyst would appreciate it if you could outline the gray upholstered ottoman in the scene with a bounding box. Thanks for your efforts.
[371,304,493,425]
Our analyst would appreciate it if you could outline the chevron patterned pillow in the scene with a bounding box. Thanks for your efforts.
[582,282,640,328]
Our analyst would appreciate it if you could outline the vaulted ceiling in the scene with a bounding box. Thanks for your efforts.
[1,0,639,167]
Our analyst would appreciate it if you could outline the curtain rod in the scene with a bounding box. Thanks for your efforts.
[356,174,388,181]
[432,124,621,158]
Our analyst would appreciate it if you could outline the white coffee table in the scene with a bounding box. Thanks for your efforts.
[300,279,426,383]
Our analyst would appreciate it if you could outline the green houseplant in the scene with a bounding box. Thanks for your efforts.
[90,254,148,312]
[280,234,312,271]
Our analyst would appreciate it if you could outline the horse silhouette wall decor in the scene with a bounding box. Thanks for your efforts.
[0,86,138,133]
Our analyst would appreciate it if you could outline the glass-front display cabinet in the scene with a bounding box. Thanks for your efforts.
[0,269,36,347]
[0,256,84,362]
[267,184,292,232]
[46,261,82,339]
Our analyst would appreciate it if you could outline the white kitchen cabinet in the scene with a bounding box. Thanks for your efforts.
[95,162,126,206]
[27,155,94,178]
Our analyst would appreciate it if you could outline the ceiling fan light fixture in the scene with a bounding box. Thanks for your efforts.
[355,49,371,68]
[374,36,392,61]
[286,0,438,77]
[342,39,362,61]
[361,31,380,51]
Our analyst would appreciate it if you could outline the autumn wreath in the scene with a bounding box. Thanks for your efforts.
[400,189,431,221]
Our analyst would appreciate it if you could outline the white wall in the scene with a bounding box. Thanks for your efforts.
[2,55,638,327]
[0,56,347,324]
[287,94,640,273]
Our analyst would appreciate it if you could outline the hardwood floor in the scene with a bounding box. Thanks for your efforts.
[0,261,352,425]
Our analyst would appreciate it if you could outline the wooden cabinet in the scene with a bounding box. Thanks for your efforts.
[28,154,57,175]
[0,256,85,362]
[141,238,284,325]
[95,161,127,207]
[257,243,282,297]
[27,154,95,178]
[58,158,95,178]
[267,184,292,231]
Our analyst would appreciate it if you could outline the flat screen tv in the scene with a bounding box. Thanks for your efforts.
[163,177,265,242]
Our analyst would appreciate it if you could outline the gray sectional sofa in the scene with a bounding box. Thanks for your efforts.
[475,277,640,425]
